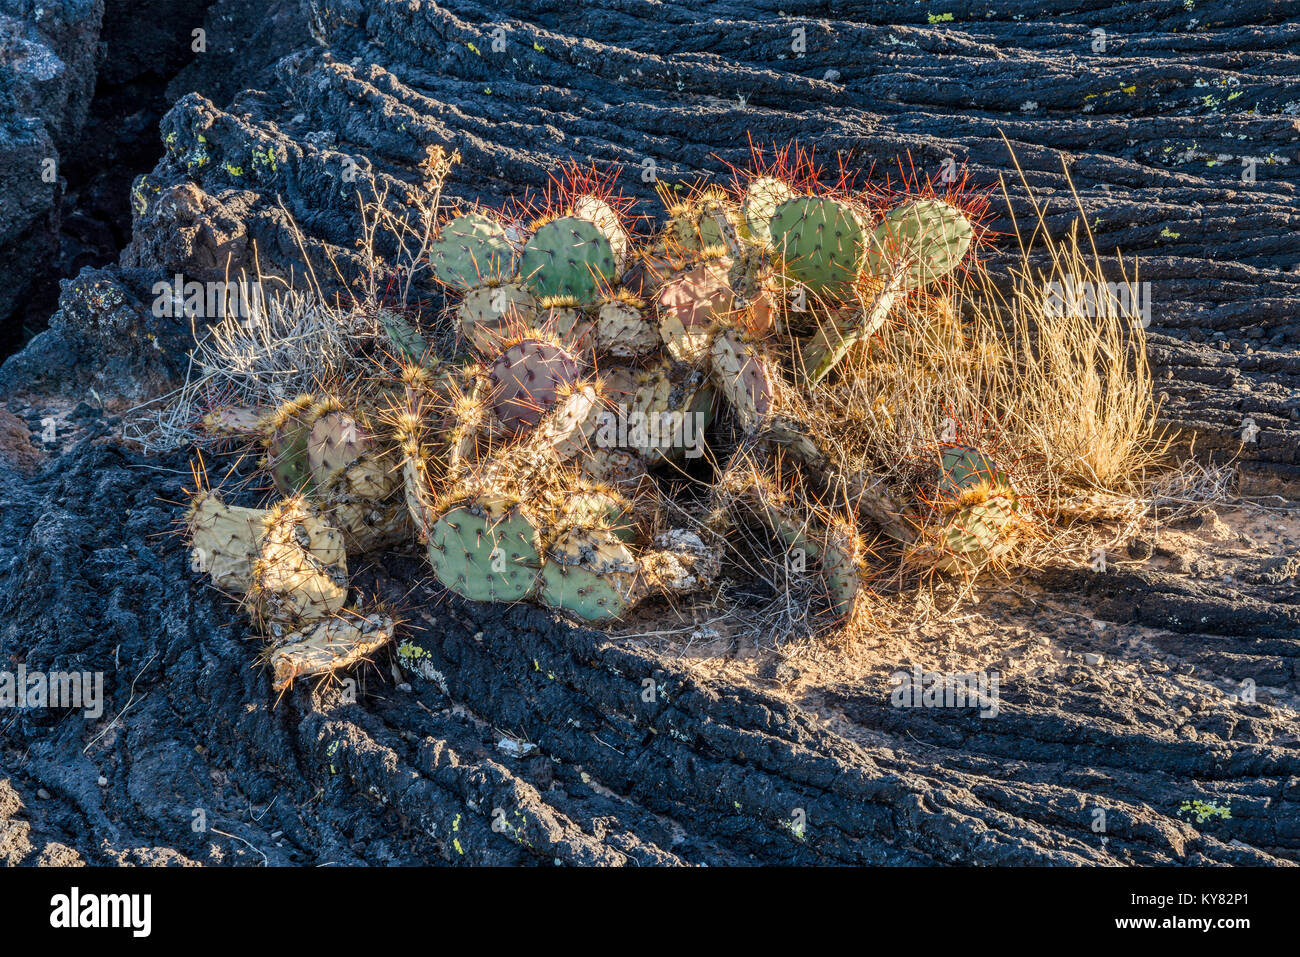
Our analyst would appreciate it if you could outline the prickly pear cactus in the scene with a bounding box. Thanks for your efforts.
[907,444,1022,572]
[458,281,539,353]
[429,212,516,289]
[247,497,349,628]
[741,176,795,246]
[863,199,973,291]
[426,492,542,602]
[768,195,866,297]
[540,526,639,621]
[657,260,733,364]
[520,216,617,303]
[180,149,1017,693]
[710,328,775,432]
[596,296,660,358]
[488,337,584,432]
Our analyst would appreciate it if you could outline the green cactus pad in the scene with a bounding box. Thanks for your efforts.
[519,217,617,304]
[922,494,1021,571]
[540,527,637,621]
[768,195,866,297]
[863,199,973,291]
[378,309,433,366]
[741,176,795,246]
[934,444,1013,500]
[488,338,583,432]
[265,401,319,496]
[429,212,515,289]
[906,445,1022,572]
[427,495,541,602]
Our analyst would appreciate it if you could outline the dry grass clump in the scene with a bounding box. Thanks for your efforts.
[780,161,1174,587]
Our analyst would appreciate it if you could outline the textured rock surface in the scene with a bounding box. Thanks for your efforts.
[0,0,1297,865]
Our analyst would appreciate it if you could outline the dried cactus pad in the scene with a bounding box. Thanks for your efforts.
[741,176,795,245]
[249,499,349,627]
[572,194,630,269]
[429,212,516,289]
[540,526,638,621]
[519,216,617,304]
[768,195,866,296]
[863,199,973,291]
[489,338,583,432]
[596,298,660,357]
[270,612,394,692]
[458,282,539,353]
[560,488,637,542]
[187,492,266,594]
[710,328,774,431]
[427,495,541,602]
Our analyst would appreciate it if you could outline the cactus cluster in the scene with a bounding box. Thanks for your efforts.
[184,155,1022,690]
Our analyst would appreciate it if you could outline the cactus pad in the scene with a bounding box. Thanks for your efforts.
[572,194,630,270]
[657,260,733,364]
[863,199,973,291]
[488,337,584,432]
[768,195,866,297]
[269,612,394,692]
[187,491,266,594]
[741,176,795,245]
[458,282,539,353]
[427,494,541,602]
[264,396,319,495]
[429,212,515,289]
[519,216,617,304]
[603,360,714,464]
[596,297,660,358]
[665,188,741,253]
[710,328,775,431]
[540,527,638,621]
[248,498,349,627]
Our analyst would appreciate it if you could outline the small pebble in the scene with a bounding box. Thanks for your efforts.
[1085,653,1105,666]
[397,682,412,693]
[97,775,107,787]
[37,788,50,799]
[1091,621,1107,633]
